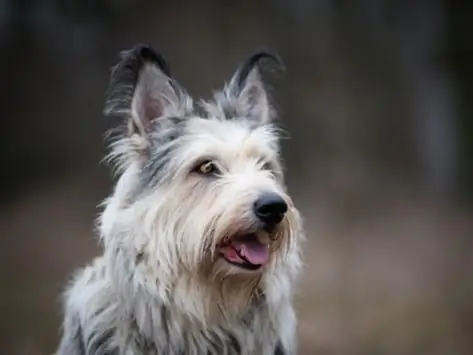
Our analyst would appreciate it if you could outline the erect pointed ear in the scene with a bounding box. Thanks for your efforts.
[104,44,192,137]
[224,51,284,125]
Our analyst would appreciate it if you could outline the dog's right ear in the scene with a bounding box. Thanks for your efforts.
[104,44,191,138]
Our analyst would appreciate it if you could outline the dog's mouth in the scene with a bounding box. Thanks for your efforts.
[218,234,269,271]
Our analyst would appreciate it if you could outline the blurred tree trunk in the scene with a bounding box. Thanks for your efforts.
[446,1,473,204]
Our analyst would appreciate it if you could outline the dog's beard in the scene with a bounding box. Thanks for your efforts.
[102,194,298,324]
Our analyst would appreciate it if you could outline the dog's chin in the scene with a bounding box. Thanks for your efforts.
[217,232,271,274]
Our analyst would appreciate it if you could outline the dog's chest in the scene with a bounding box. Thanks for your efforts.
[130,318,275,355]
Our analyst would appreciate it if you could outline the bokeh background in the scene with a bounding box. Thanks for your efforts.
[1,1,473,354]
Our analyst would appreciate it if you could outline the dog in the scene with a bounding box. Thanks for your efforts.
[56,44,304,355]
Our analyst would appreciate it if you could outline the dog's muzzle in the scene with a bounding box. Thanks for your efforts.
[218,192,287,270]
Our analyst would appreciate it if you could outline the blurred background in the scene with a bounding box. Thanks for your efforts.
[1,1,472,354]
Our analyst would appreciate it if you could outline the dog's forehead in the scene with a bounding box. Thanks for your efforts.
[183,118,278,161]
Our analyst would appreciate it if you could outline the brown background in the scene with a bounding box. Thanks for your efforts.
[1,1,473,354]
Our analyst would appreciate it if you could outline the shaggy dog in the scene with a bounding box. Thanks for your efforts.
[56,44,304,355]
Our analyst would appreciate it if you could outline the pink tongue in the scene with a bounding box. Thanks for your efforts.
[233,240,269,265]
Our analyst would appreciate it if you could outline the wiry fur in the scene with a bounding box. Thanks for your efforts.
[56,44,304,355]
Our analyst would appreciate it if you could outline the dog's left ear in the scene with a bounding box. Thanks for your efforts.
[225,51,284,125]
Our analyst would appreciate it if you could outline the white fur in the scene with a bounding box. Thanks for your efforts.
[56,48,304,355]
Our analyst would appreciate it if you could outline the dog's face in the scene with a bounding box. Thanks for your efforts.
[101,45,301,283]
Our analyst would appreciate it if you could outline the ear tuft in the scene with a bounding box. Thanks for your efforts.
[221,50,285,125]
[232,51,285,93]
[104,44,191,137]
[103,44,192,173]
[104,44,171,119]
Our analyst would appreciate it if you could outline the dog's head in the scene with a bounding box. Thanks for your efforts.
[100,45,302,306]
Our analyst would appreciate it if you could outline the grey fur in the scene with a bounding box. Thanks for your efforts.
[56,45,303,355]
[57,259,290,354]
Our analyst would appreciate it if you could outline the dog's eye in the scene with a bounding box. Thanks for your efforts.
[196,160,219,175]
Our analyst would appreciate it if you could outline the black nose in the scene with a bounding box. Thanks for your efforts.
[253,192,288,226]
